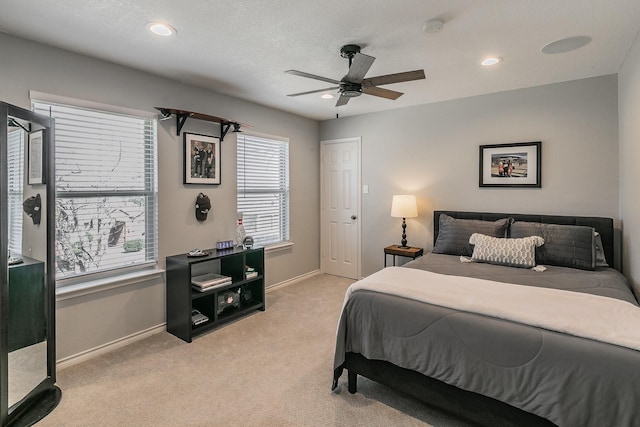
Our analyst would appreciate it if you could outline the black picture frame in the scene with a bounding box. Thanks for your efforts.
[479,141,541,188]
[183,132,221,185]
[28,129,45,185]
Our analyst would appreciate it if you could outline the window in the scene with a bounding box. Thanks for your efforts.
[32,101,157,281]
[236,133,289,247]
[7,128,24,257]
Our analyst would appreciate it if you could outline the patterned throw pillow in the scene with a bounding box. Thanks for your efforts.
[469,233,545,268]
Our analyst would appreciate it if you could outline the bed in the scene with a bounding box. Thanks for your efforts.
[332,211,640,427]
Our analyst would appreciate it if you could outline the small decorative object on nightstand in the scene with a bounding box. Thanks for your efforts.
[390,194,418,248]
[384,245,424,267]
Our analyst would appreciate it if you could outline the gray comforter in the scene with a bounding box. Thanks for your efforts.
[333,253,640,427]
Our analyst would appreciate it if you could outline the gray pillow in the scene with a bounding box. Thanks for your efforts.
[433,214,510,256]
[510,222,596,270]
[594,232,609,268]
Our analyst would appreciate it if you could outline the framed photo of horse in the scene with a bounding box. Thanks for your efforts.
[479,141,541,188]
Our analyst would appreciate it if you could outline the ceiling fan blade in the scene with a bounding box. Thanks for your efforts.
[362,86,404,100]
[362,69,426,87]
[335,95,350,107]
[285,70,341,85]
[344,53,375,83]
[287,86,339,97]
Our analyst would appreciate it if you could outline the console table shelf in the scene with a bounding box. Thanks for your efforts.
[166,247,265,342]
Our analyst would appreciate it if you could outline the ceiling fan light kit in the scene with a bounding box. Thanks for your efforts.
[286,44,426,107]
[340,82,363,97]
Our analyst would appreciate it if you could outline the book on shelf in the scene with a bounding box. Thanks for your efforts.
[192,282,231,292]
[245,265,257,279]
[192,272,232,288]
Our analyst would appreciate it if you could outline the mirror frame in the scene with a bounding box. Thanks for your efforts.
[0,101,59,425]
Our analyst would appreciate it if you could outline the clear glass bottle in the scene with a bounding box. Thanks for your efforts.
[235,212,246,247]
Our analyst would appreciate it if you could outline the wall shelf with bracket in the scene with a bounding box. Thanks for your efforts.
[155,107,248,141]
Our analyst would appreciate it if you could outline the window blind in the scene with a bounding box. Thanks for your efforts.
[237,134,289,246]
[7,129,24,257]
[32,101,158,280]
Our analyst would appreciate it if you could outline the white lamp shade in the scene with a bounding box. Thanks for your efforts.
[391,195,418,218]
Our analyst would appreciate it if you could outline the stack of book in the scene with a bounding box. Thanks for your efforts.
[245,266,258,279]
[192,272,232,292]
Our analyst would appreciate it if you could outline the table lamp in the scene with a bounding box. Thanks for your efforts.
[391,195,418,248]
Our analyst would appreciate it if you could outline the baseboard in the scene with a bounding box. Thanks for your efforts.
[56,324,165,370]
[266,269,321,293]
[56,271,320,368]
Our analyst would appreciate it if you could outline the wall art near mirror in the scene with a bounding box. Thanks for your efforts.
[28,129,44,185]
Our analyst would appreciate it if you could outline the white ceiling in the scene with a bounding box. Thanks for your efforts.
[1,0,639,121]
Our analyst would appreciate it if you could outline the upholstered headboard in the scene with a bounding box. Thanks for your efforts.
[433,210,616,271]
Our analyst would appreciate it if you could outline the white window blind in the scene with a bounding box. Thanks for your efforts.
[237,134,289,246]
[32,101,158,280]
[7,129,24,257]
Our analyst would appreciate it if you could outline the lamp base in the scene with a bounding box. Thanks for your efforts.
[400,218,408,248]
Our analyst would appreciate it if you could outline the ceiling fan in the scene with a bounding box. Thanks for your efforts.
[286,44,426,107]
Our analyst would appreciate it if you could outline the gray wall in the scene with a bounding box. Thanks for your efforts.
[320,75,620,277]
[0,33,320,360]
[618,33,640,299]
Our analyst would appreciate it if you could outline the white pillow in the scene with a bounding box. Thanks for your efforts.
[469,233,544,268]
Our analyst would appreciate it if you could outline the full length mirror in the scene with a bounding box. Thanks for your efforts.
[1,102,59,426]
[6,116,48,409]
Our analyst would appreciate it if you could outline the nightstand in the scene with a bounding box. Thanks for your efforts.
[384,245,424,267]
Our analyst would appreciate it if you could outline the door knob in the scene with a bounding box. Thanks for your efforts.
[351,215,357,220]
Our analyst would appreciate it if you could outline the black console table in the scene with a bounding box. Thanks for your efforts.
[165,247,265,342]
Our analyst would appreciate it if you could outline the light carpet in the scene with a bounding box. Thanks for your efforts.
[37,274,475,427]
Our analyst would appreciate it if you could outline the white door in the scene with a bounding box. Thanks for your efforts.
[321,138,360,279]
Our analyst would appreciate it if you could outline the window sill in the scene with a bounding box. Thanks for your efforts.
[56,268,165,302]
[264,241,294,253]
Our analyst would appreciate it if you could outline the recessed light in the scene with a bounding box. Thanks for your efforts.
[321,93,334,99]
[146,22,176,37]
[541,36,591,54]
[481,57,502,66]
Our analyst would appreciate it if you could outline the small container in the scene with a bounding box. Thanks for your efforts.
[235,212,246,247]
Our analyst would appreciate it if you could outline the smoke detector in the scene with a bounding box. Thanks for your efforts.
[423,18,445,34]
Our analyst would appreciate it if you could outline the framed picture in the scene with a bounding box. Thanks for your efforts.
[184,132,221,185]
[479,141,541,188]
[28,129,44,185]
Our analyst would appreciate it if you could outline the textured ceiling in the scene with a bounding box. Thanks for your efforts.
[1,0,639,121]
